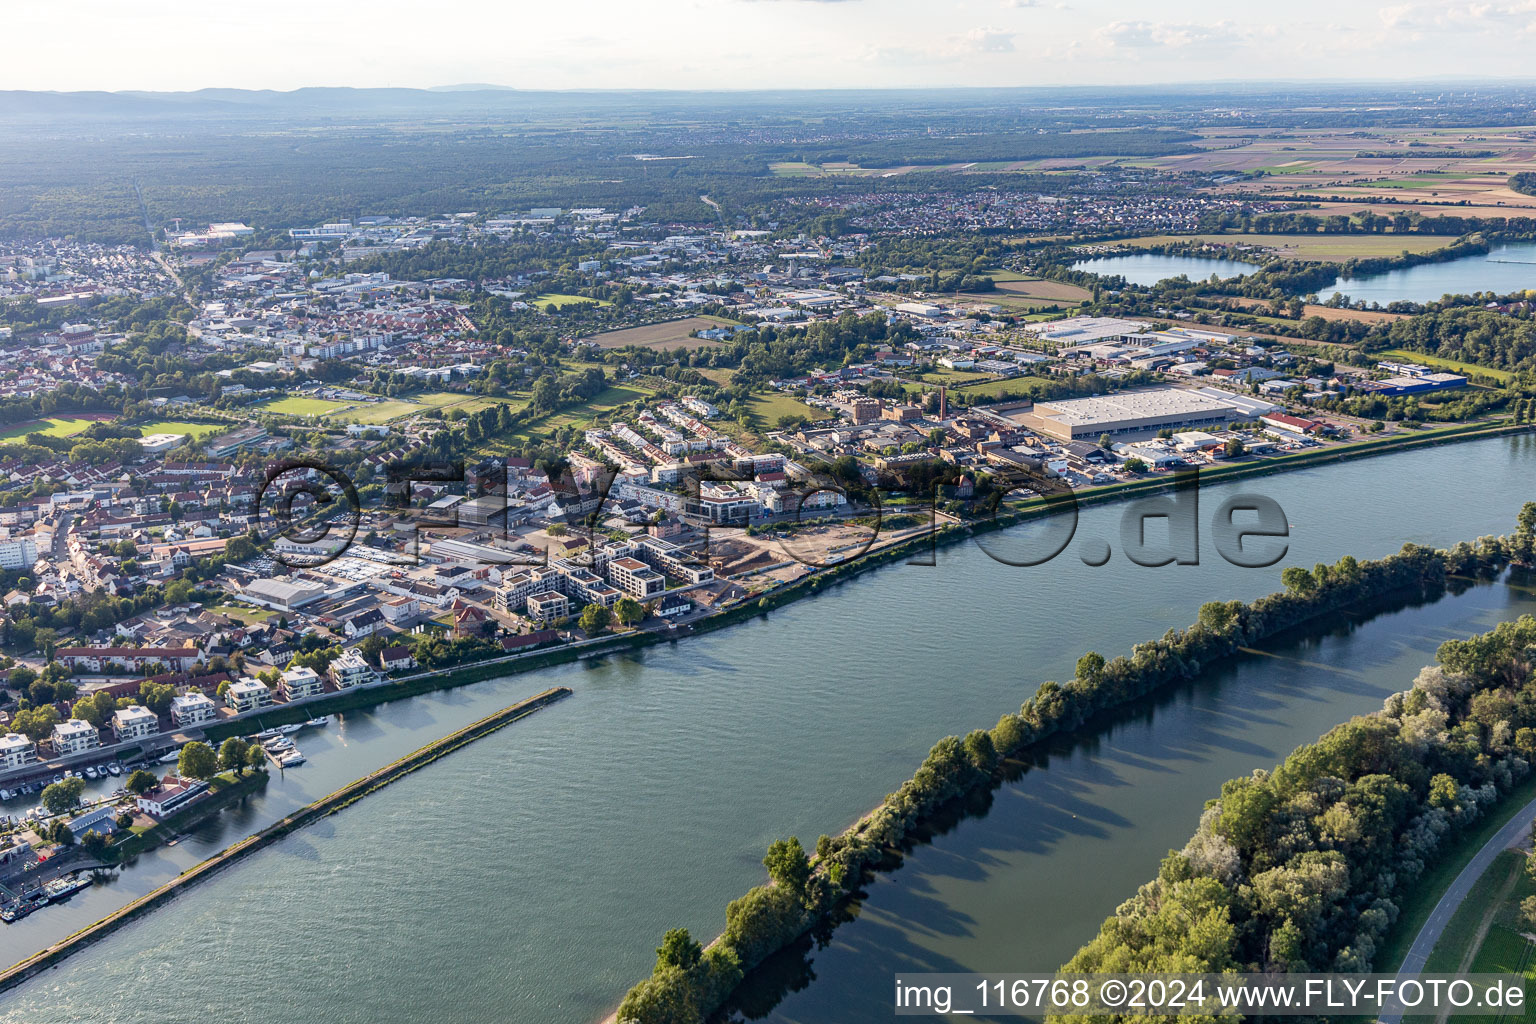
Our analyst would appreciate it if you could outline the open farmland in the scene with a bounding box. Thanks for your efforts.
[582,317,737,351]
[1114,233,1454,261]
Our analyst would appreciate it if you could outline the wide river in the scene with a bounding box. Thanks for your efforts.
[1,435,1534,1023]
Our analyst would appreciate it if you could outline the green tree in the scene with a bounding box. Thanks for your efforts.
[71,695,109,728]
[763,836,811,897]
[246,744,268,773]
[1280,566,1317,596]
[139,681,176,715]
[177,740,218,781]
[219,737,251,775]
[614,596,645,627]
[125,769,159,795]
[41,776,86,815]
[11,704,61,742]
[655,927,702,971]
[579,603,612,634]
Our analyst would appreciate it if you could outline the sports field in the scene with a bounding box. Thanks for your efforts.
[137,420,227,440]
[0,414,114,440]
[260,396,350,417]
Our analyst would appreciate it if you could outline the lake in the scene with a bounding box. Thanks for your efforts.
[1,434,1534,1024]
[1321,242,1536,305]
[1069,253,1257,287]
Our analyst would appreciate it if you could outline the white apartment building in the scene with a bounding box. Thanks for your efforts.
[328,649,375,689]
[279,666,324,701]
[112,705,159,742]
[608,557,666,600]
[0,733,35,770]
[0,536,37,570]
[524,590,570,624]
[170,692,218,728]
[226,678,274,713]
[51,719,100,756]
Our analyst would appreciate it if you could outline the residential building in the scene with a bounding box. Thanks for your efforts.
[226,678,274,713]
[0,733,35,770]
[524,590,570,624]
[608,557,666,600]
[136,775,210,818]
[112,705,159,742]
[170,692,218,727]
[329,649,375,689]
[279,666,323,700]
[380,646,416,672]
[51,718,100,755]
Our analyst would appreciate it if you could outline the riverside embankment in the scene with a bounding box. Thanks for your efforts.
[0,687,570,995]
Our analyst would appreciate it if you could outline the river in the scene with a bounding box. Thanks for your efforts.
[1321,242,1536,305]
[0,434,1533,1023]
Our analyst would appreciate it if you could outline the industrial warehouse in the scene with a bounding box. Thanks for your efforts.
[1018,386,1271,441]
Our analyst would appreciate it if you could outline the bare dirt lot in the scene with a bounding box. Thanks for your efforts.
[582,317,734,351]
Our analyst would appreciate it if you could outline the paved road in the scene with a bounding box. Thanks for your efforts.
[1378,793,1536,1024]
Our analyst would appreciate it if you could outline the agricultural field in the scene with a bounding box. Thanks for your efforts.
[1114,233,1454,261]
[532,293,612,311]
[581,316,737,351]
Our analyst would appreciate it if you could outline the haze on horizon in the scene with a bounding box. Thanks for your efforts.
[10,0,1536,94]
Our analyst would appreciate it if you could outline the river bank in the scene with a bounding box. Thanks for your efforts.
[0,687,570,995]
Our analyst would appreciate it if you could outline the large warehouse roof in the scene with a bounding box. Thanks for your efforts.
[1035,388,1235,428]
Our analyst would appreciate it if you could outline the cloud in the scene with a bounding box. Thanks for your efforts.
[1096,19,1244,49]
[1378,1,1536,31]
[952,26,1017,53]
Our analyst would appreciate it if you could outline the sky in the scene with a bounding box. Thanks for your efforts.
[9,0,1536,92]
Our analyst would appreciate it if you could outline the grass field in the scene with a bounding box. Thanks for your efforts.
[210,603,276,625]
[136,420,227,440]
[1376,348,1515,382]
[498,384,657,444]
[953,376,1049,400]
[743,392,821,430]
[344,399,430,424]
[581,316,736,351]
[259,396,350,417]
[532,293,612,311]
[0,415,112,440]
[1377,772,1536,976]
[1114,232,1455,261]
[1407,848,1535,1024]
